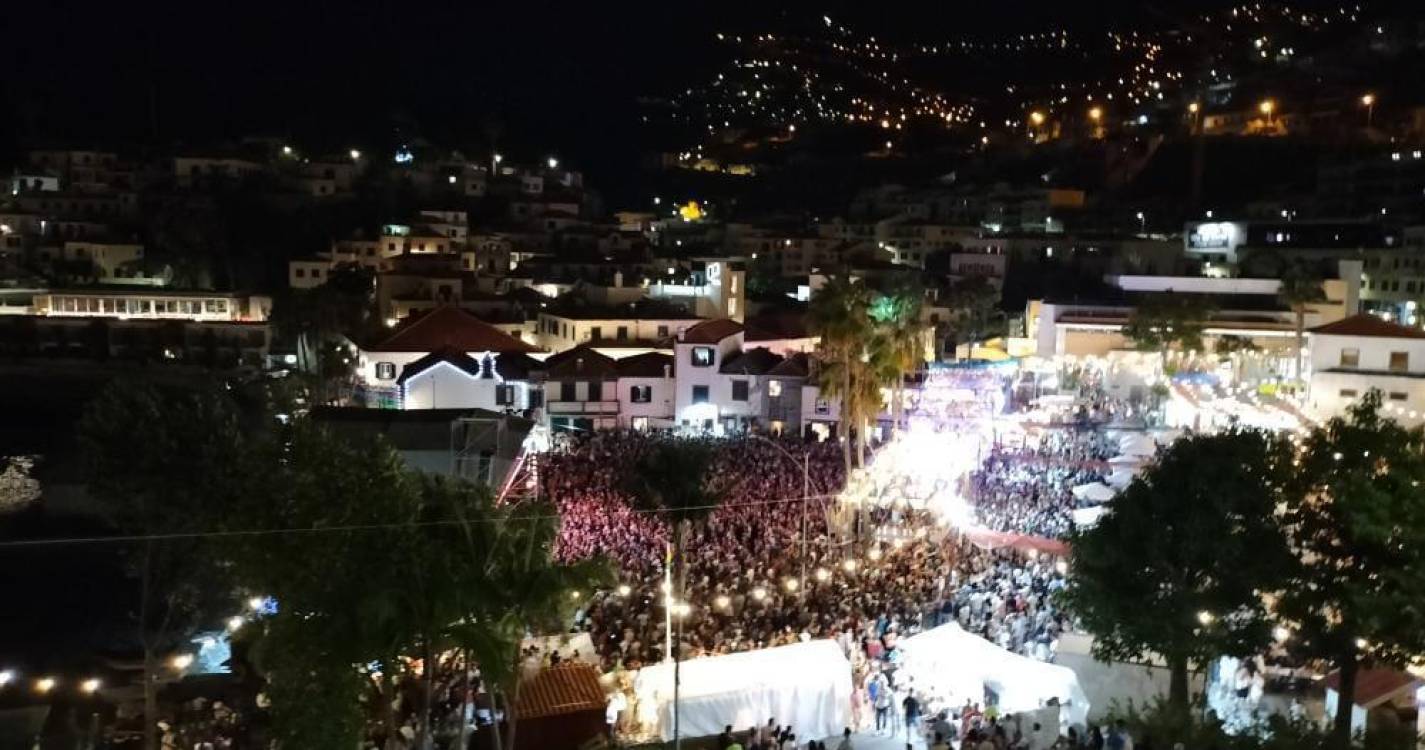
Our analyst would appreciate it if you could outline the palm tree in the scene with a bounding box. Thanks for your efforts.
[808,276,874,473]
[1277,263,1325,384]
[625,441,724,750]
[870,288,927,435]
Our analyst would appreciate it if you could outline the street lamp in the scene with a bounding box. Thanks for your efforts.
[1259,99,1275,126]
[1135,210,1146,233]
[1361,93,1376,127]
[747,434,814,599]
[349,149,361,161]
[1029,111,1046,126]
[547,156,559,169]
[1088,106,1102,122]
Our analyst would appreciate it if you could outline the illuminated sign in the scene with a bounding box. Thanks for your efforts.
[1187,222,1241,250]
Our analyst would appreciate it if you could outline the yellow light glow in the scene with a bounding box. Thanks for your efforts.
[1361,93,1375,106]
[783,578,799,592]
[1029,111,1046,126]
[616,584,632,596]
[81,678,101,694]
[679,201,703,222]
[715,594,731,609]
[1088,106,1102,121]
[170,654,194,671]
[35,678,55,693]
[1188,102,1200,114]
[1259,99,1275,115]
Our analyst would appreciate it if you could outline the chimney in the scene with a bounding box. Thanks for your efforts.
[663,363,671,379]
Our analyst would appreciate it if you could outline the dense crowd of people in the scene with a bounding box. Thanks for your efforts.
[968,431,1114,539]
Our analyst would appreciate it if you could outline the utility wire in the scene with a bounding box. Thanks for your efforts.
[0,492,845,549]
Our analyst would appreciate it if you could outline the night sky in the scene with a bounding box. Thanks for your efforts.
[0,1,1356,179]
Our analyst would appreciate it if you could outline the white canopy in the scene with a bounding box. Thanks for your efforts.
[1071,483,1116,504]
[1107,454,1146,466]
[1105,468,1139,490]
[1072,506,1108,529]
[898,624,1089,729]
[632,639,851,741]
[1118,435,1158,457]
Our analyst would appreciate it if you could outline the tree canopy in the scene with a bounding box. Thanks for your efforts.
[1063,429,1295,712]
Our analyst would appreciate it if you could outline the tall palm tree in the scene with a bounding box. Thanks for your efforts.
[625,441,724,750]
[870,288,927,435]
[1277,263,1325,384]
[808,276,874,473]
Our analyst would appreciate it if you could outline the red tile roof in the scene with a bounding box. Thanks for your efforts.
[616,351,675,378]
[1311,314,1425,340]
[516,663,606,720]
[372,306,539,353]
[680,318,743,344]
[1324,668,1420,709]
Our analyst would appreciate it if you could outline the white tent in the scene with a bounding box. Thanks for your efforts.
[1118,435,1158,457]
[631,639,851,741]
[1107,454,1146,466]
[1072,506,1108,529]
[1071,483,1116,504]
[898,624,1089,729]
[1105,468,1139,489]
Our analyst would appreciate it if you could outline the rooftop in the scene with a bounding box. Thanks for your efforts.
[370,305,540,353]
[680,318,744,344]
[1310,314,1425,340]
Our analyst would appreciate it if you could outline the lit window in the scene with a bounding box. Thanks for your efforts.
[768,380,783,397]
[375,362,396,380]
[1390,351,1409,371]
[690,347,715,367]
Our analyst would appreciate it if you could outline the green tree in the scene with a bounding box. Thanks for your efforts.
[943,275,1002,348]
[870,286,927,435]
[1277,263,1325,383]
[1062,430,1294,714]
[625,441,724,750]
[1275,390,1425,743]
[1123,293,1214,373]
[808,276,874,473]
[79,381,252,750]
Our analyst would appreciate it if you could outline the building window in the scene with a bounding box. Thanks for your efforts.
[1339,389,1359,398]
[590,326,602,340]
[768,380,783,397]
[658,325,670,338]
[1390,351,1409,372]
[692,385,710,404]
[1389,391,1408,401]
[630,385,652,403]
[617,326,629,340]
[690,346,715,367]
[495,385,515,405]
[560,382,576,402]
[294,268,306,278]
[814,398,831,415]
[586,381,602,402]
[529,388,544,408]
[375,362,397,380]
[732,380,749,401]
[1339,348,1360,368]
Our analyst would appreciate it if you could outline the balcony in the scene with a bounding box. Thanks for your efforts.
[546,400,620,415]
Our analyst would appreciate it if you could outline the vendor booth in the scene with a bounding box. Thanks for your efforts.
[631,639,852,742]
[898,624,1090,731]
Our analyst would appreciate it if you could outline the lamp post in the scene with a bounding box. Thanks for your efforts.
[1361,93,1376,128]
[1259,99,1275,127]
[748,433,814,599]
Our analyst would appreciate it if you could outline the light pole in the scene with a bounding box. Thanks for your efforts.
[1135,211,1146,234]
[1362,93,1376,128]
[748,433,814,598]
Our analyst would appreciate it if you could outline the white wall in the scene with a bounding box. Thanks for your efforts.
[617,376,675,426]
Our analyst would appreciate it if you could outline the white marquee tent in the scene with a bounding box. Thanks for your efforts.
[1072,506,1108,529]
[1105,468,1140,489]
[1071,482,1116,504]
[898,624,1090,729]
[631,639,852,741]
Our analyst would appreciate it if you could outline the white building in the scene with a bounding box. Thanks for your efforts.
[356,305,542,409]
[1306,314,1425,426]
